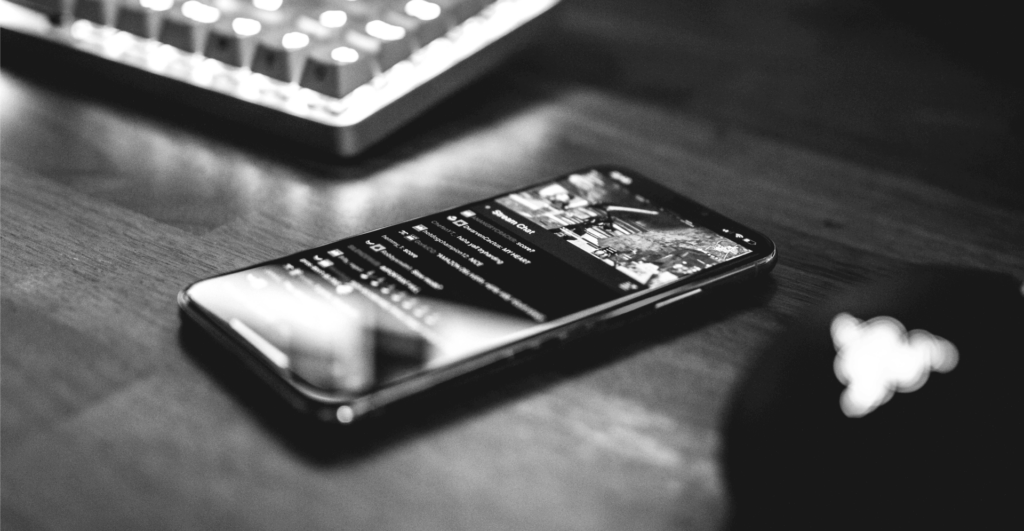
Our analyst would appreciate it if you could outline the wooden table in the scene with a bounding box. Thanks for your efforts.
[3,1,1022,529]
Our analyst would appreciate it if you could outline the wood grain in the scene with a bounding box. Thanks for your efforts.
[3,1,1022,530]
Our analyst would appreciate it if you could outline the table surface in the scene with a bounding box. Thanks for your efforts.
[3,1,1022,530]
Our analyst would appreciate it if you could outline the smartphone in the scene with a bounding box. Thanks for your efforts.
[178,166,776,424]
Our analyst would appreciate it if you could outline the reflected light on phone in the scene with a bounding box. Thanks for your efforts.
[191,276,377,392]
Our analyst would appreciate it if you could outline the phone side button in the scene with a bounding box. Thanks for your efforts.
[654,289,702,310]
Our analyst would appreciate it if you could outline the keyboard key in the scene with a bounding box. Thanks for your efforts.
[204,16,263,67]
[398,0,449,44]
[299,38,374,98]
[293,12,332,36]
[358,19,414,70]
[158,1,220,53]
[74,0,115,25]
[114,0,172,39]
[432,0,489,25]
[114,0,151,37]
[251,27,311,82]
[380,10,431,47]
[9,0,69,17]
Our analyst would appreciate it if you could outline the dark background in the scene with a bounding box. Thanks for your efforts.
[2,0,1022,529]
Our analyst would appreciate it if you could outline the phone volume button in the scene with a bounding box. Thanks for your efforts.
[655,288,702,309]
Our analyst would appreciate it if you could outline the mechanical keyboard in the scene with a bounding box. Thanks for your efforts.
[0,0,561,154]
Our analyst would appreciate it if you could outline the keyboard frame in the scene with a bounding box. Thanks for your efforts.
[0,0,561,155]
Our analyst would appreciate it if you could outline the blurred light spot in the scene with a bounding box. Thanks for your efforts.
[281,31,309,50]
[232,17,261,36]
[832,313,959,418]
[318,10,347,28]
[140,0,174,11]
[331,46,359,64]
[70,18,99,40]
[181,1,220,24]
[252,0,282,11]
[365,20,405,41]
[237,71,266,101]
[405,0,440,21]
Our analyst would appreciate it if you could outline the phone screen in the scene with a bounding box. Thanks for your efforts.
[185,167,765,399]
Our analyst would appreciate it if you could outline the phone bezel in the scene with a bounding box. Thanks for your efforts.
[178,165,777,423]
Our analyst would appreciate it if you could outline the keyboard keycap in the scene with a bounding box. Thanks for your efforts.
[158,1,221,53]
[432,0,489,25]
[114,0,171,39]
[380,10,429,47]
[358,19,414,70]
[299,38,375,98]
[74,0,115,25]
[204,16,263,67]
[398,0,449,44]
[9,0,69,17]
[251,27,311,82]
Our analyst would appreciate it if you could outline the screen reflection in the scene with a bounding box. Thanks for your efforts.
[187,266,532,395]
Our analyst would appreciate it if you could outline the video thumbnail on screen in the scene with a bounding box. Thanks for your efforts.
[496,170,751,288]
